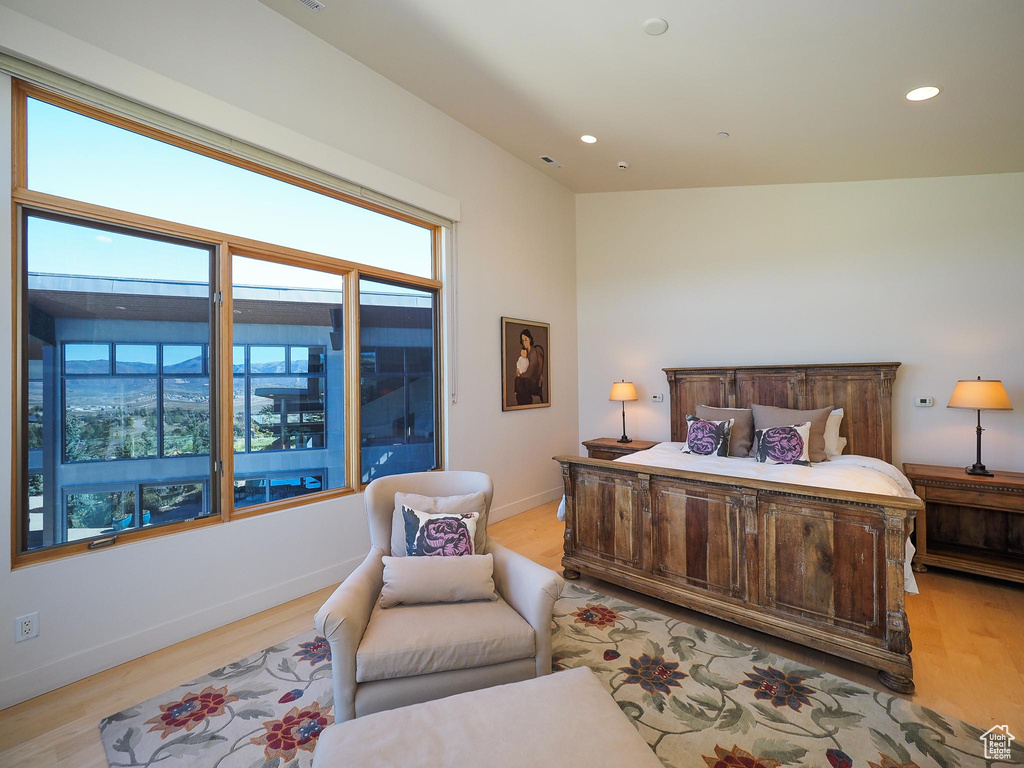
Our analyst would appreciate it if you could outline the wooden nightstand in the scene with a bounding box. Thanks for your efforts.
[903,463,1024,584]
[582,438,659,461]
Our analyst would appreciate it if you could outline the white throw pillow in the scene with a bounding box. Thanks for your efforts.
[824,408,846,458]
[379,554,498,608]
[401,506,479,556]
[390,491,487,556]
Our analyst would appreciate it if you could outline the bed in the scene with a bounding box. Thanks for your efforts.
[554,363,923,692]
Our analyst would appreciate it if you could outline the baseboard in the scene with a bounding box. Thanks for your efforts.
[0,554,363,711]
[488,486,563,524]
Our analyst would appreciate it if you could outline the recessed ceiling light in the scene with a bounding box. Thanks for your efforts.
[717,132,730,139]
[643,18,669,36]
[906,86,941,102]
[580,135,597,144]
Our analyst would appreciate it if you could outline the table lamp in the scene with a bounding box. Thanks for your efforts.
[947,376,1013,476]
[609,380,638,443]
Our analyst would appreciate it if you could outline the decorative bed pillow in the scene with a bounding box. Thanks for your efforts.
[751,404,833,462]
[696,405,753,457]
[683,415,733,457]
[754,422,812,465]
[379,553,498,608]
[824,408,846,458]
[402,506,480,556]
[390,491,487,557]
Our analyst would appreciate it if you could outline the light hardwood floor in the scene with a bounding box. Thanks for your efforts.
[2,500,1022,766]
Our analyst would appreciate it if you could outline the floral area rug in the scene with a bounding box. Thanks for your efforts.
[99,631,333,767]
[100,585,1017,768]
[553,583,1015,768]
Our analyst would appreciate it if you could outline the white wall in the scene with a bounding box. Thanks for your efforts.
[576,174,1024,472]
[0,1,578,708]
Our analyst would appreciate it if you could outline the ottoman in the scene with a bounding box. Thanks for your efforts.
[313,667,661,767]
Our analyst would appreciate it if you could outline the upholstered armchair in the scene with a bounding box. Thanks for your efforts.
[315,471,565,722]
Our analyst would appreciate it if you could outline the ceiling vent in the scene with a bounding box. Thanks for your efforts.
[539,155,563,168]
[296,0,326,10]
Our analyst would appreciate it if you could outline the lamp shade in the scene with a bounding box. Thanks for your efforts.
[947,378,1013,410]
[609,381,638,402]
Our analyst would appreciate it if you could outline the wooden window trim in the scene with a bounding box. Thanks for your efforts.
[9,81,445,568]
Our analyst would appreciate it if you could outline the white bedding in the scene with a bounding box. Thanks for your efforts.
[557,443,920,594]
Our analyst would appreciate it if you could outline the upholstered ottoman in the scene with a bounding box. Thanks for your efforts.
[312,667,660,767]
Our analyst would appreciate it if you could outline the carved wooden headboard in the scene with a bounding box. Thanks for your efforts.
[663,363,900,463]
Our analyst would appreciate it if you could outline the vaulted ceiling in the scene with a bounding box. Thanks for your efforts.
[259,0,1024,192]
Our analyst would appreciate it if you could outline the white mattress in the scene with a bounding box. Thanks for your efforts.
[557,443,920,594]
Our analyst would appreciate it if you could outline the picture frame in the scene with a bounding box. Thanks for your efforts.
[500,317,550,411]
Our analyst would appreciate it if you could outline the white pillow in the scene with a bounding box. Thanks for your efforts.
[390,491,487,556]
[824,408,846,458]
[401,506,479,556]
[379,554,498,608]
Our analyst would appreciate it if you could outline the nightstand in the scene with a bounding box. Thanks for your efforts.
[582,438,659,461]
[903,463,1024,584]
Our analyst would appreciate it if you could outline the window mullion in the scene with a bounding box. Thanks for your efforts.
[346,269,361,489]
[216,242,234,522]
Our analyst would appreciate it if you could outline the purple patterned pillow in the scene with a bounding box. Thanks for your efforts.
[754,422,812,465]
[402,506,479,556]
[683,416,733,457]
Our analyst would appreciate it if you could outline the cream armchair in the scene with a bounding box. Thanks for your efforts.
[315,471,564,722]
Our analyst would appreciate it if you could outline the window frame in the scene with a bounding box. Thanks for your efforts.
[10,79,446,567]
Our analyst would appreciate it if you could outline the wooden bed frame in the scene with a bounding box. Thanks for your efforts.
[555,363,922,692]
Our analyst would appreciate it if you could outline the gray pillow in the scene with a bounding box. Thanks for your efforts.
[696,405,754,457]
[390,491,487,556]
[379,554,498,608]
[751,404,833,463]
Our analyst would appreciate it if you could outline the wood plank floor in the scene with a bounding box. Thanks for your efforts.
[1,499,1021,766]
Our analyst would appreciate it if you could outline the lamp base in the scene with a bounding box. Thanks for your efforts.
[618,436,632,444]
[965,463,994,477]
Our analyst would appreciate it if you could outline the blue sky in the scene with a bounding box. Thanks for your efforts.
[26,97,433,282]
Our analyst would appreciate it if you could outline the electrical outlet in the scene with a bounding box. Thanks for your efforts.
[15,613,38,643]
[652,393,664,403]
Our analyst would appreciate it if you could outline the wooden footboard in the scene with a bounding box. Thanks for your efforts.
[555,455,922,693]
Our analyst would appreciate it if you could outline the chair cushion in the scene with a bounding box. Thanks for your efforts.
[356,597,535,683]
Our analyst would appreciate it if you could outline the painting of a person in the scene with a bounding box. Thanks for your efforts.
[513,328,544,405]
[501,317,549,411]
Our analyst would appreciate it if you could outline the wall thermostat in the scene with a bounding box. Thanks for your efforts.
[651,394,664,403]
[915,396,934,407]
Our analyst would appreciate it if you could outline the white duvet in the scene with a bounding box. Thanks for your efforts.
[557,443,920,594]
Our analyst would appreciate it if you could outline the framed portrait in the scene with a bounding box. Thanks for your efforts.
[501,317,551,411]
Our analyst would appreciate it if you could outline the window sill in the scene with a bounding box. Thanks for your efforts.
[12,486,356,569]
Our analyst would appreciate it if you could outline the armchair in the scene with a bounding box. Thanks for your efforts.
[315,471,564,722]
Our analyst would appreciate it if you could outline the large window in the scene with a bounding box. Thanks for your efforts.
[12,82,444,563]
